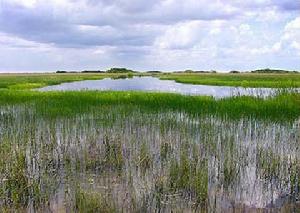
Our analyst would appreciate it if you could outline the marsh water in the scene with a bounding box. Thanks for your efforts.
[39,77,276,98]
[0,103,299,212]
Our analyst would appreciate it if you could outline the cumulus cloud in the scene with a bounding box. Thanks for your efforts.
[0,0,299,71]
[283,17,300,47]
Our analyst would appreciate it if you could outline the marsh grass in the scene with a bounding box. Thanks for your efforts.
[0,73,116,90]
[111,73,134,79]
[0,104,299,211]
[160,73,300,88]
[0,139,50,209]
[0,74,300,211]
[75,185,116,213]
[138,142,153,173]
[0,90,299,121]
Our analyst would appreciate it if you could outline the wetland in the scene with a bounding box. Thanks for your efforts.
[0,73,299,212]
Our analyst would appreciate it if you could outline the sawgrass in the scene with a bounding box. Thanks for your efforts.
[160,73,300,88]
[0,90,299,121]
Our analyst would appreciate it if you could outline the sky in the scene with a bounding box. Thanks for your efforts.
[0,0,299,72]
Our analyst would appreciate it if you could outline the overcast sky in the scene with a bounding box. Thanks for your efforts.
[0,0,299,72]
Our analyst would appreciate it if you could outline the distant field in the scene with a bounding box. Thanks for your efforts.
[0,73,115,90]
[1,72,300,89]
[160,73,300,88]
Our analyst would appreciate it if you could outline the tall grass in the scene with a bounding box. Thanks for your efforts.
[0,90,299,121]
[0,102,299,211]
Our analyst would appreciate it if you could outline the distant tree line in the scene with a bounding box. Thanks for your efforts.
[81,70,105,73]
[56,70,104,73]
[229,68,299,74]
[56,68,299,74]
[106,68,137,73]
[56,68,139,74]
[146,71,162,74]
[250,68,299,74]
[173,70,217,74]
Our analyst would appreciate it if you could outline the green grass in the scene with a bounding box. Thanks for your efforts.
[0,73,299,121]
[0,90,299,121]
[0,73,116,90]
[160,73,300,88]
[1,73,299,211]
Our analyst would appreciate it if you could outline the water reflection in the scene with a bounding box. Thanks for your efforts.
[39,77,276,98]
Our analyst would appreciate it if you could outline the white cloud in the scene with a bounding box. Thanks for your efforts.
[284,17,300,34]
[8,0,38,8]
[0,0,299,71]
[282,17,300,53]
[155,21,202,49]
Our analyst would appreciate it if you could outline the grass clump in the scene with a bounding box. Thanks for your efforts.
[169,151,208,205]
[102,135,124,172]
[160,141,172,161]
[138,142,152,173]
[111,73,134,79]
[80,135,124,172]
[75,186,116,213]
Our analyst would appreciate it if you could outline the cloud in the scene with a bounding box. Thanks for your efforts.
[231,0,300,11]
[155,21,204,49]
[281,17,300,54]
[273,0,300,11]
[0,2,157,48]
[0,0,299,71]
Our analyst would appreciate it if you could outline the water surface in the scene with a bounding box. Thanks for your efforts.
[39,77,275,98]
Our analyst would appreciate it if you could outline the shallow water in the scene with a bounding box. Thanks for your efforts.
[39,77,276,98]
[0,104,299,212]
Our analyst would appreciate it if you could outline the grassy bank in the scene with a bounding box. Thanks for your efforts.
[160,73,300,88]
[0,90,299,121]
[0,73,116,90]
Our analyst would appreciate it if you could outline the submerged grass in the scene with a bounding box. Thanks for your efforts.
[0,100,299,211]
[160,73,300,88]
[0,90,299,121]
[75,185,116,213]
[0,139,49,209]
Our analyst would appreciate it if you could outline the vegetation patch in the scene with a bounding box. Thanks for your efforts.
[160,73,300,88]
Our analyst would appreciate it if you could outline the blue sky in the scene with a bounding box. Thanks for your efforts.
[0,0,299,72]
